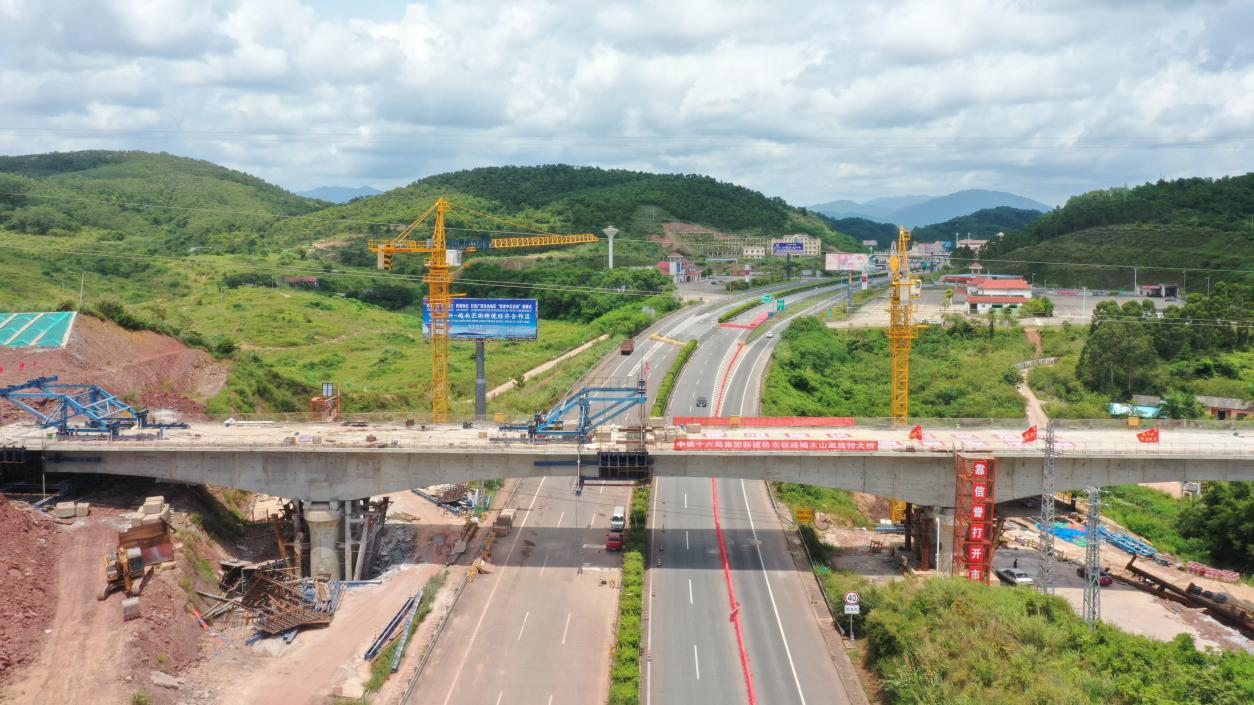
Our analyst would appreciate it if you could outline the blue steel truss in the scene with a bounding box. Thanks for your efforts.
[504,380,647,440]
[0,375,189,437]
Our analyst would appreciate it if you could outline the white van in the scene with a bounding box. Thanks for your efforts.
[610,506,627,531]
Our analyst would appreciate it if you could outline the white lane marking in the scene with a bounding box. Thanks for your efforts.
[540,554,548,576]
[688,578,693,605]
[599,483,604,494]
[517,611,530,641]
[683,493,688,509]
[740,479,808,705]
[556,511,565,528]
[685,530,690,550]
[693,643,701,680]
[495,692,503,705]
[562,612,572,645]
[440,477,547,705]
[645,479,660,705]
[547,695,553,705]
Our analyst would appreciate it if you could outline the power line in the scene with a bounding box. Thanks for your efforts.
[4,125,1254,150]
[0,190,597,236]
[948,256,1253,275]
[0,239,672,298]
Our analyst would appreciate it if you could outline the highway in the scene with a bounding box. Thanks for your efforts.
[413,281,840,705]
[647,284,858,705]
[412,476,631,705]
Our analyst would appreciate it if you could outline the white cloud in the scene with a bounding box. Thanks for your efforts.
[0,0,1250,206]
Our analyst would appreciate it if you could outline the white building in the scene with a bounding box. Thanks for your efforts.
[742,245,766,259]
[769,233,821,257]
[965,277,1032,314]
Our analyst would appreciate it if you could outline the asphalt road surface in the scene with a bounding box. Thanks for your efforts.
[411,476,630,705]
[647,285,855,705]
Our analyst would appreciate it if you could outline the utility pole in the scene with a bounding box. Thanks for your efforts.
[1037,422,1057,594]
[77,272,85,310]
[1082,486,1103,627]
[1132,267,1137,294]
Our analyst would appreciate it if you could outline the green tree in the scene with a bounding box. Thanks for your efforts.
[1159,392,1205,419]
[1076,320,1160,396]
[1177,482,1254,571]
[1022,295,1055,316]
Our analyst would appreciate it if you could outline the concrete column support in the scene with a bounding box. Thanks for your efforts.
[304,500,343,580]
[935,505,956,575]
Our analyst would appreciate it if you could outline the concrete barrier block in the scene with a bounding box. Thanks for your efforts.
[142,514,164,526]
[50,502,76,519]
[75,502,90,517]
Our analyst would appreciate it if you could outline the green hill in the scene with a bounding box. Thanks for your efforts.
[910,206,1043,244]
[977,175,1254,288]
[266,164,860,252]
[0,152,853,415]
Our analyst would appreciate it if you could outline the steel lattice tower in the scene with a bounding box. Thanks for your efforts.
[1037,422,1057,594]
[887,226,919,425]
[1082,486,1103,627]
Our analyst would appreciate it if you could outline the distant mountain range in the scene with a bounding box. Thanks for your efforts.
[297,185,382,203]
[810,189,1050,226]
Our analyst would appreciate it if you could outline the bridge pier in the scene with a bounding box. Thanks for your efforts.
[936,506,956,574]
[303,501,343,580]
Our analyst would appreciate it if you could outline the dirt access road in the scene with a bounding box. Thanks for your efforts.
[3,518,130,705]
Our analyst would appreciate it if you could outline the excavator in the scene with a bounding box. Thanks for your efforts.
[99,546,154,601]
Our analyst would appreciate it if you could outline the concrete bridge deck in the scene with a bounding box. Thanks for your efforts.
[5,420,1250,506]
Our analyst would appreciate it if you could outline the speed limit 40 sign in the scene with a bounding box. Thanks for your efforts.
[843,591,861,615]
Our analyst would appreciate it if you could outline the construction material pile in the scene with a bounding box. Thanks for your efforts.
[210,560,345,641]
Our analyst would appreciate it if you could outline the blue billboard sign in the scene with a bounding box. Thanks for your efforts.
[422,298,538,340]
[773,241,804,254]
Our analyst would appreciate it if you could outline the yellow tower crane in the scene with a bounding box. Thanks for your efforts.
[887,225,922,425]
[368,198,597,422]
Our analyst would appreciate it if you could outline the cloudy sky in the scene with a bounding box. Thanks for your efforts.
[0,0,1251,206]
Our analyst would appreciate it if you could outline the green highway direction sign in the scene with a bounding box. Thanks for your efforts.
[760,294,775,303]
[776,299,786,311]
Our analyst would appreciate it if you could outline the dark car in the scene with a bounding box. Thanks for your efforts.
[695,396,708,408]
[1077,566,1114,586]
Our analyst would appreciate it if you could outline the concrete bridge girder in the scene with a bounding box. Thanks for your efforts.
[39,446,1253,507]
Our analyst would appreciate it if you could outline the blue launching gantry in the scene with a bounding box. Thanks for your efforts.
[503,379,647,442]
[0,375,189,438]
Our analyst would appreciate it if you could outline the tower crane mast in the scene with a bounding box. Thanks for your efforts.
[887,225,921,425]
[368,198,597,422]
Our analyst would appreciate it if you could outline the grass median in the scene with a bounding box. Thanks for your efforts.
[651,340,698,416]
[608,484,650,705]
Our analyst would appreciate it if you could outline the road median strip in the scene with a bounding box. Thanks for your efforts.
[608,484,650,705]
[650,340,698,416]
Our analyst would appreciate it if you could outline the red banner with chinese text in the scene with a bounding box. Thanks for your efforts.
[673,439,878,451]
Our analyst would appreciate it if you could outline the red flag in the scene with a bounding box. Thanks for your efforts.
[1137,427,1160,443]
[1022,425,1038,443]
[19,361,24,370]
[908,424,923,441]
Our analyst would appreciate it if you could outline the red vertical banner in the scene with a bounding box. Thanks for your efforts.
[953,454,997,583]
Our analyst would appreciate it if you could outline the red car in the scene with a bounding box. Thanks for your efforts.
[605,531,624,551]
[1077,566,1114,586]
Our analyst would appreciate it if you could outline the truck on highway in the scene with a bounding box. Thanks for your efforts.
[620,339,635,355]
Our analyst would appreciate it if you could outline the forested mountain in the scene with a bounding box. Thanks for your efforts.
[808,194,930,221]
[270,164,858,252]
[818,215,898,246]
[0,150,321,253]
[810,189,1048,225]
[297,185,382,203]
[977,174,1254,288]
[909,206,1044,243]
[889,189,1049,226]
